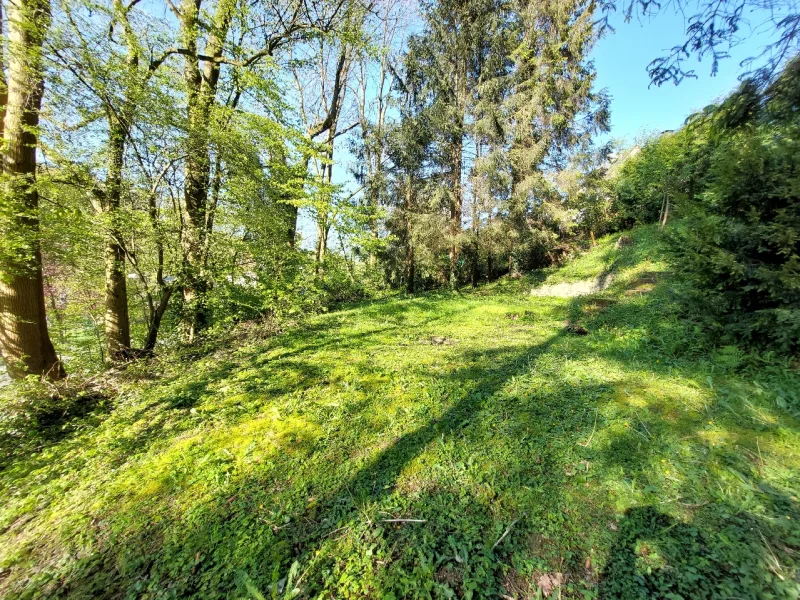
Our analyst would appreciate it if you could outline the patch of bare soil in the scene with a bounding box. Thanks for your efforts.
[435,565,463,593]
[623,271,664,296]
[582,298,618,315]
[530,274,614,298]
[500,569,568,599]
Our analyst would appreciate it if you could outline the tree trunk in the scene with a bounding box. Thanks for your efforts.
[286,203,298,246]
[448,63,466,288]
[181,109,211,341]
[471,195,479,288]
[0,0,64,379]
[404,177,415,294]
[660,195,670,229]
[368,164,380,269]
[315,221,329,272]
[276,150,298,246]
[406,245,415,294]
[486,212,493,282]
[448,143,463,287]
[143,287,173,351]
[178,0,234,340]
[103,116,131,359]
[314,148,334,276]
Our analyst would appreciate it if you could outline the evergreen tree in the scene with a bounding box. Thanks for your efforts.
[404,0,507,286]
[502,0,609,269]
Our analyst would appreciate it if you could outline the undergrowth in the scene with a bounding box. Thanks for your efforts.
[1,225,798,599]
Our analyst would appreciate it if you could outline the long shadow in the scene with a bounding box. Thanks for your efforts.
[1,297,465,496]
[205,329,603,597]
[599,503,799,599]
[39,324,588,599]
[10,246,800,598]
[0,390,111,472]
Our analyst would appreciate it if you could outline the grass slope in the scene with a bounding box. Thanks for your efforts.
[2,225,799,599]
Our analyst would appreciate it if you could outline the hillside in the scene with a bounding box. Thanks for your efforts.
[1,226,799,599]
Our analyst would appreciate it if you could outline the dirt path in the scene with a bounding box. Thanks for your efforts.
[530,273,614,297]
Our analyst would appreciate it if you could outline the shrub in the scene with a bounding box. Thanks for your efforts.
[614,58,800,353]
[666,64,800,352]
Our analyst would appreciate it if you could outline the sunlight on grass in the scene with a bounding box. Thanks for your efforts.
[1,225,799,599]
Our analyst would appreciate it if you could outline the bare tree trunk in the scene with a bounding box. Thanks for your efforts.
[178,0,234,340]
[404,176,415,294]
[143,287,173,351]
[590,230,596,246]
[0,0,64,379]
[660,195,670,229]
[103,116,132,359]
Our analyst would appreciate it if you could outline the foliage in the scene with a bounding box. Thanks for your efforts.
[613,128,703,225]
[595,0,800,86]
[2,226,799,598]
[614,58,800,352]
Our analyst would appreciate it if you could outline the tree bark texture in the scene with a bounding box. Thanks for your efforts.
[0,0,64,379]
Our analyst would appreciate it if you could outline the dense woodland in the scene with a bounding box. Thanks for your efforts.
[0,0,800,595]
[0,0,797,379]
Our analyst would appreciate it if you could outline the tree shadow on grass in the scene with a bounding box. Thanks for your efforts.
[0,389,111,472]
[8,267,800,599]
[599,503,798,599]
[34,324,604,599]
[174,330,613,597]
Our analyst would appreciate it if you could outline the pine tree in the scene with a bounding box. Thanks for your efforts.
[502,0,609,269]
[404,0,507,286]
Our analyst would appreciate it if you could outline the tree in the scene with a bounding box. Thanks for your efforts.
[350,0,409,267]
[160,0,354,337]
[45,0,185,358]
[501,0,609,270]
[293,43,354,272]
[404,0,505,286]
[385,107,433,293]
[0,0,65,379]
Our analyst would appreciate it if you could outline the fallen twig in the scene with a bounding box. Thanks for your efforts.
[578,409,598,447]
[322,526,350,538]
[381,519,427,523]
[492,514,525,550]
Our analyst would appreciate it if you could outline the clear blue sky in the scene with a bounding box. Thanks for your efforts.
[592,7,781,145]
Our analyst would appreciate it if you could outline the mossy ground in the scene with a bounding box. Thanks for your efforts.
[2,225,799,599]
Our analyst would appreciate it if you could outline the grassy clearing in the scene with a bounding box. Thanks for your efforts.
[1,225,799,599]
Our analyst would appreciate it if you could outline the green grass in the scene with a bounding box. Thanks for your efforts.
[2,225,799,599]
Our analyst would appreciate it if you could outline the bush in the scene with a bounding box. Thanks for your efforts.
[615,58,800,353]
[667,66,800,352]
[667,128,800,351]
